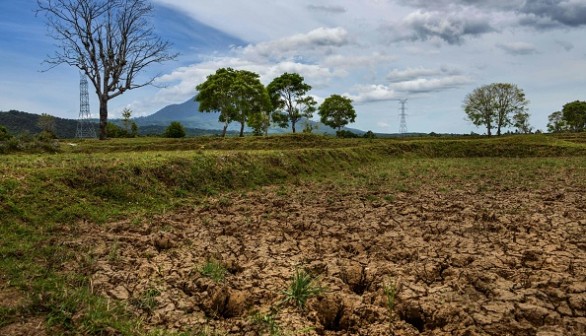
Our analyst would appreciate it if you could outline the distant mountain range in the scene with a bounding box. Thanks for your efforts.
[1,97,366,138]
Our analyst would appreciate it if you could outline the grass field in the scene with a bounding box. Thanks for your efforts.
[1,133,585,335]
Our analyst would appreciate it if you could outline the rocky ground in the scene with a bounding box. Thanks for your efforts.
[72,180,586,336]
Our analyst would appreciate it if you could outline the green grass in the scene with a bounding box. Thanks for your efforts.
[1,133,585,334]
[282,268,324,310]
[199,260,228,283]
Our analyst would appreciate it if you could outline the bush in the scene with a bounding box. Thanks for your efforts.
[336,130,359,138]
[363,130,376,139]
[164,121,186,138]
[0,125,12,141]
[106,122,132,138]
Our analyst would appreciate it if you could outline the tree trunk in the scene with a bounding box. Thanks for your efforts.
[292,120,296,133]
[99,97,108,140]
[486,126,492,136]
[497,125,502,136]
[221,122,228,138]
[239,122,245,137]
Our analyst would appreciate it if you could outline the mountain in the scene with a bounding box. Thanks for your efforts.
[138,97,365,135]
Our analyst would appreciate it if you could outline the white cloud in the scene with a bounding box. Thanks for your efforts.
[387,66,461,82]
[497,42,538,55]
[392,76,472,93]
[239,27,351,61]
[345,84,399,103]
[384,8,496,44]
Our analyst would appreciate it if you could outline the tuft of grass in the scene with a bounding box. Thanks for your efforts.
[252,310,282,336]
[36,284,141,335]
[383,278,397,316]
[199,259,228,283]
[283,268,324,310]
[131,287,161,313]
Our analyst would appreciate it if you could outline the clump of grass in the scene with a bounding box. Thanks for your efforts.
[252,310,282,336]
[199,259,228,283]
[283,268,324,310]
[131,287,161,313]
[383,278,397,315]
[36,284,140,334]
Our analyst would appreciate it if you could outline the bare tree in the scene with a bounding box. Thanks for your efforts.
[37,0,177,139]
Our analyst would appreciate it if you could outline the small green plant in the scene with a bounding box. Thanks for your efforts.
[132,287,161,313]
[199,259,228,283]
[383,278,397,315]
[252,310,282,336]
[283,268,324,310]
[108,240,120,262]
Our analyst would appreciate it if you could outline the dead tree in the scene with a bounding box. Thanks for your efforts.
[37,0,177,139]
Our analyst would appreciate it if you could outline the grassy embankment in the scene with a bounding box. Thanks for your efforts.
[1,133,586,335]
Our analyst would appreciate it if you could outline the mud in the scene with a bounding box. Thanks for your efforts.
[76,183,585,335]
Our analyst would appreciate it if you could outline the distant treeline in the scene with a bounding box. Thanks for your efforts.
[0,110,240,139]
[0,110,91,139]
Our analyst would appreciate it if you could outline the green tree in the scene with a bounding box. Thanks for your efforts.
[513,111,532,134]
[105,122,130,138]
[463,83,529,136]
[196,68,270,137]
[232,70,271,137]
[163,121,186,138]
[130,122,139,137]
[196,68,238,137]
[561,100,586,132]
[37,0,176,140]
[120,107,138,137]
[318,95,356,131]
[37,113,56,137]
[267,73,317,133]
[0,125,11,141]
[547,111,569,133]
[121,108,132,131]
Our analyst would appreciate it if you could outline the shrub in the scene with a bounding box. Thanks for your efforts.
[363,130,376,139]
[106,122,132,138]
[0,125,12,141]
[336,130,359,138]
[164,121,186,138]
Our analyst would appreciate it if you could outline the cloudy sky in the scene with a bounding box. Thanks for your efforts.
[1,1,585,134]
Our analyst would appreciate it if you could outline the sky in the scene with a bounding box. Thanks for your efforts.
[1,0,586,134]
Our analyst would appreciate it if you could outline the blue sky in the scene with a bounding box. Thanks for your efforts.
[1,0,586,133]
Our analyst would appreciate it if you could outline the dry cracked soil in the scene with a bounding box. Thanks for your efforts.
[80,180,586,336]
[4,179,585,335]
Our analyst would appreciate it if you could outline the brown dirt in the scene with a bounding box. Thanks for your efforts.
[76,182,585,335]
[0,280,47,336]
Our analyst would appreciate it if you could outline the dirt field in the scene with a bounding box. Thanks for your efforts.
[65,178,586,336]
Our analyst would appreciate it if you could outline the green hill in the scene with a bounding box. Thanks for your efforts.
[0,110,89,138]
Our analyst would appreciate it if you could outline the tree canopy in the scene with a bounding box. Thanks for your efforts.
[37,0,176,139]
[267,73,316,133]
[318,95,356,131]
[547,101,586,133]
[562,101,586,132]
[196,68,270,137]
[463,83,529,136]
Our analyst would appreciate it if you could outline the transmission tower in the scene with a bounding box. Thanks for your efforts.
[76,72,97,138]
[399,99,408,134]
